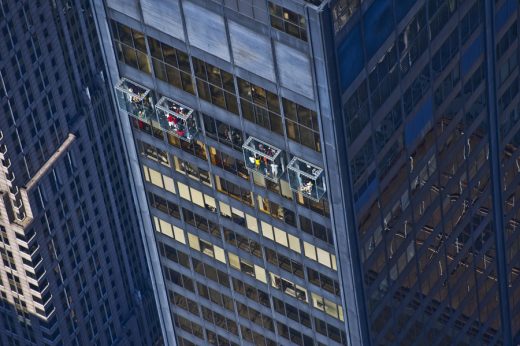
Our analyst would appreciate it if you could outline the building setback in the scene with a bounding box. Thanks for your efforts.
[91,0,520,345]
[0,0,161,345]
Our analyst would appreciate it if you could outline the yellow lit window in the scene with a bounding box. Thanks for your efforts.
[331,254,338,271]
[274,227,288,247]
[317,247,331,268]
[261,221,274,240]
[177,182,191,201]
[254,265,267,283]
[214,246,226,263]
[228,252,240,270]
[190,188,204,208]
[173,226,186,244]
[143,165,150,181]
[219,201,231,218]
[163,176,176,194]
[246,214,258,233]
[304,242,316,261]
[188,233,200,251]
[288,234,301,253]
[149,168,163,188]
[159,219,173,238]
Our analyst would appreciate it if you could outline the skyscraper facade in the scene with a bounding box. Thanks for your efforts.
[331,0,520,344]
[0,0,161,345]
[91,0,520,345]
[93,0,353,345]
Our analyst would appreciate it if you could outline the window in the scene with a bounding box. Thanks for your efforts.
[152,216,185,244]
[188,233,226,263]
[307,267,340,296]
[137,140,169,166]
[236,302,274,332]
[344,80,369,144]
[202,113,244,151]
[269,273,307,302]
[268,2,307,41]
[214,175,254,206]
[232,278,270,308]
[110,20,150,73]
[173,156,211,186]
[223,228,262,258]
[142,165,176,194]
[148,192,180,219]
[193,58,238,114]
[209,147,249,181]
[148,37,194,94]
[369,43,398,112]
[398,6,427,76]
[283,98,321,152]
[429,0,458,41]
[228,252,266,283]
[299,215,334,245]
[332,0,360,33]
[238,78,283,135]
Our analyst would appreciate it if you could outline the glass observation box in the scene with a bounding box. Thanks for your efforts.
[242,136,284,181]
[287,157,326,201]
[114,78,154,122]
[155,96,197,142]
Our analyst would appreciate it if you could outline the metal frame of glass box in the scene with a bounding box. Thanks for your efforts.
[114,78,154,122]
[242,136,284,181]
[155,96,197,142]
[287,157,326,201]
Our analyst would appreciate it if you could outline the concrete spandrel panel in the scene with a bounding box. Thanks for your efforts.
[107,0,140,20]
[183,2,230,62]
[141,0,184,40]
[229,21,275,81]
[274,42,314,99]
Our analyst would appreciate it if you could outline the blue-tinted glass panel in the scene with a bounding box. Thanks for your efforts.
[364,0,394,59]
[395,0,415,23]
[405,96,433,146]
[354,174,377,213]
[496,0,518,31]
[461,32,483,76]
[337,23,364,91]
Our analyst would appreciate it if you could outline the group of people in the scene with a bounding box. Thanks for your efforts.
[247,142,280,178]
[126,88,152,120]
[222,127,243,146]
[297,164,320,195]
[165,104,195,140]
[299,177,315,194]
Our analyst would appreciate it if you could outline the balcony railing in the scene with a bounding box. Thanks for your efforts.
[155,96,197,142]
[242,136,284,181]
[114,78,154,122]
[287,157,326,201]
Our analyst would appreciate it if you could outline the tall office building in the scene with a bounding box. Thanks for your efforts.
[0,0,161,345]
[331,0,520,344]
[91,0,520,345]
[93,0,350,345]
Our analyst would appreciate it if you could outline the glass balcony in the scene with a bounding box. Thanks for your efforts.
[155,96,197,142]
[114,78,154,122]
[287,157,326,201]
[242,136,284,181]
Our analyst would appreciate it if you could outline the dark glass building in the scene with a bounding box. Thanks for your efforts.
[331,0,520,345]
[0,0,161,345]
[90,0,520,345]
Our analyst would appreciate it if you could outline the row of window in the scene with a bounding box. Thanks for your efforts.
[113,20,322,152]
[161,241,346,345]
[156,192,339,296]
[154,211,343,320]
[268,2,307,41]
[142,159,334,263]
[134,114,330,217]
